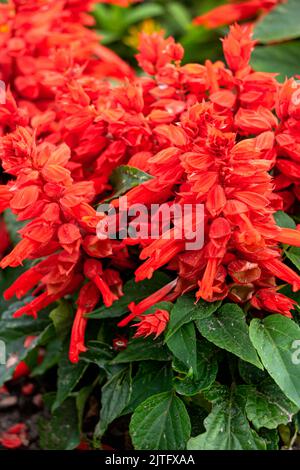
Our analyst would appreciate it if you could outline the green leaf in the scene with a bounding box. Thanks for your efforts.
[245,380,298,429]
[187,385,266,450]
[259,428,279,450]
[274,210,296,229]
[3,209,25,245]
[52,345,88,411]
[80,340,114,370]
[39,398,80,450]
[124,3,164,27]
[76,384,95,429]
[166,322,197,374]
[196,303,262,368]
[49,301,73,339]
[167,2,191,31]
[251,41,300,82]
[249,315,300,407]
[238,359,267,385]
[187,403,208,437]
[123,362,173,414]
[106,165,153,202]
[130,391,191,450]
[285,247,300,271]
[174,339,218,396]
[96,365,132,438]
[111,337,171,363]
[0,337,28,386]
[31,337,62,377]
[254,0,300,43]
[0,322,52,385]
[165,295,221,341]
[87,272,170,319]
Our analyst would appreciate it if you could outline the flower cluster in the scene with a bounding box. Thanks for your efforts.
[0,1,300,364]
[108,25,300,326]
[0,0,133,139]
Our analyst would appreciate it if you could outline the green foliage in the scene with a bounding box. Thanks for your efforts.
[39,398,80,450]
[196,303,262,368]
[130,391,191,450]
[249,315,300,408]
[187,385,266,450]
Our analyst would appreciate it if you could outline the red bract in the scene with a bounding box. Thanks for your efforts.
[0,0,133,138]
[274,78,300,209]
[193,0,281,29]
[0,423,28,449]
[100,0,140,5]
[132,309,170,338]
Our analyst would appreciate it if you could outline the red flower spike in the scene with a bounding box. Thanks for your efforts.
[193,1,281,29]
[118,278,177,327]
[251,288,297,318]
[69,282,100,364]
[84,259,118,307]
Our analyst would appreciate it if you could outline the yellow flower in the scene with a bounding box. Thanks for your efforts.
[124,19,163,49]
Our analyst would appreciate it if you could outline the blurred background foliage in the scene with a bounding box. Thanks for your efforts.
[93,0,226,66]
[93,0,300,81]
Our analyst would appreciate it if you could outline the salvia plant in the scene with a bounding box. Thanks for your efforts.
[0,0,300,451]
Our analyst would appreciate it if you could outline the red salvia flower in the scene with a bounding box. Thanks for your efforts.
[69,282,100,363]
[0,423,28,449]
[132,309,170,339]
[193,1,281,29]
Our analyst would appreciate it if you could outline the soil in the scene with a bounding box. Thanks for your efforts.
[0,379,48,450]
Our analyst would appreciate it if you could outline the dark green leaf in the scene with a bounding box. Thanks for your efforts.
[259,428,279,450]
[174,339,218,396]
[285,247,300,271]
[106,165,153,203]
[80,340,114,370]
[187,385,266,450]
[166,322,197,374]
[245,380,298,429]
[249,315,300,407]
[111,337,171,363]
[76,384,95,429]
[52,345,88,411]
[0,298,51,341]
[96,365,132,438]
[196,303,262,368]
[165,295,221,341]
[130,391,191,450]
[31,337,62,377]
[124,362,173,414]
[238,359,268,385]
[49,301,73,339]
[274,211,296,229]
[39,398,80,450]
[254,0,300,43]
[251,42,300,82]
[3,209,25,245]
